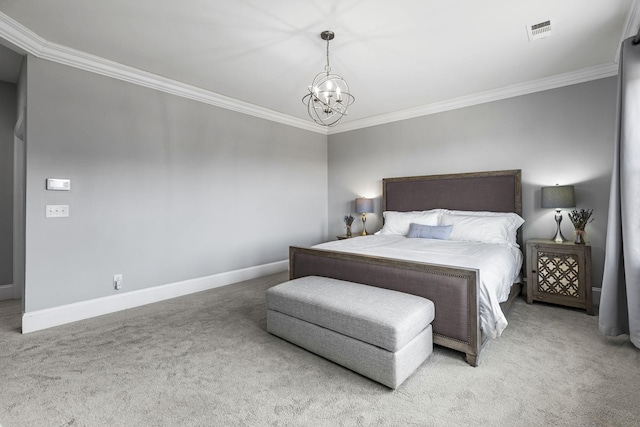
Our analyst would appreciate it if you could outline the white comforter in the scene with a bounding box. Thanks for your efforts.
[313,235,523,339]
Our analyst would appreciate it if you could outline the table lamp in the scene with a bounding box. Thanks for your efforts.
[355,197,374,236]
[541,184,575,243]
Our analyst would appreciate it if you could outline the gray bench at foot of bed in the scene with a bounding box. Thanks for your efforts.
[266,276,435,389]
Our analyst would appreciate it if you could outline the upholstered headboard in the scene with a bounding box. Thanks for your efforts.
[382,169,522,245]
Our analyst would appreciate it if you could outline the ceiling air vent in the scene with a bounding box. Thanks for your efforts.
[527,20,552,42]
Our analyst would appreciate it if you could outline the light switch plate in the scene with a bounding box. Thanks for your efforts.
[46,205,69,218]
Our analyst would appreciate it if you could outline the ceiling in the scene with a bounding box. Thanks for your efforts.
[0,0,638,130]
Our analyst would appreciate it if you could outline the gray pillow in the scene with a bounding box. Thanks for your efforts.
[407,223,453,240]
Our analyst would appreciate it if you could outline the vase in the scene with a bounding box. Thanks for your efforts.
[346,225,352,238]
[574,229,585,245]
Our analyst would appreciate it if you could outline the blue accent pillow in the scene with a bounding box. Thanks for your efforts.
[407,223,453,240]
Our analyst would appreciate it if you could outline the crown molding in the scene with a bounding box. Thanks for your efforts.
[622,0,640,39]
[615,0,640,63]
[331,62,619,135]
[0,12,327,135]
[0,11,620,138]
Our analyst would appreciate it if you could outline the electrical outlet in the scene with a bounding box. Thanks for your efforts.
[46,205,69,218]
[113,274,123,290]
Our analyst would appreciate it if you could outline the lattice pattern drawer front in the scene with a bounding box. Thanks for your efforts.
[537,251,580,297]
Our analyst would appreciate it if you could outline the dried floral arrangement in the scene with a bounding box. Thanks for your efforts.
[568,209,594,230]
[343,215,354,226]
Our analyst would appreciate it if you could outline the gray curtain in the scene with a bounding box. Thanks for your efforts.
[599,37,640,348]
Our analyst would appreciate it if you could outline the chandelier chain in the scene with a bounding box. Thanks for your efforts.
[325,37,331,74]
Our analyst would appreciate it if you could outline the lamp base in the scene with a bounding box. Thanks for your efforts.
[361,213,368,236]
[551,210,568,243]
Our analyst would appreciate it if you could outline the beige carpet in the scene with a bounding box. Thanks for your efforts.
[0,272,638,426]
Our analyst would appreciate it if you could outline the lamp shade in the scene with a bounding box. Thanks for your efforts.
[355,197,374,214]
[541,185,576,209]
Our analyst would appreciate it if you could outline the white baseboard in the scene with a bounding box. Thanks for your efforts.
[0,283,14,300]
[22,260,288,334]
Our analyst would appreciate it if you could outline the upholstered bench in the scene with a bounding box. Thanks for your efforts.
[266,276,435,389]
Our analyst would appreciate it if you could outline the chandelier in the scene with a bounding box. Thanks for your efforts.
[302,30,355,127]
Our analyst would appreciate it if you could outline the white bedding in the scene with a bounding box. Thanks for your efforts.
[313,235,523,339]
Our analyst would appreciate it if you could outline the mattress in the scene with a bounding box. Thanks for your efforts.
[313,235,523,339]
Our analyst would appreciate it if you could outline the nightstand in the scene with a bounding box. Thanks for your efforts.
[526,239,593,315]
[337,234,372,240]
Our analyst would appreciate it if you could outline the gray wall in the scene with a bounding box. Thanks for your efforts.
[18,53,617,313]
[0,81,16,286]
[24,56,327,312]
[328,78,617,289]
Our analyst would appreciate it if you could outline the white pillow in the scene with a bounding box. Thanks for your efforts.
[446,209,523,221]
[440,212,524,247]
[445,210,524,241]
[376,210,442,236]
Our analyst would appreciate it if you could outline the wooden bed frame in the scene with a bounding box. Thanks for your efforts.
[289,169,523,366]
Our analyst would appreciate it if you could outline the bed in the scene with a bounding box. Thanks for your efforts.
[289,169,523,366]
